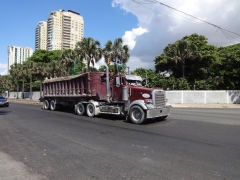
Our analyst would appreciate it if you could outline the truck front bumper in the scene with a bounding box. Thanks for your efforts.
[146,107,171,119]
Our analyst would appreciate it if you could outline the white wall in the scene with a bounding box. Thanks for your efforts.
[166,90,240,104]
[7,90,240,104]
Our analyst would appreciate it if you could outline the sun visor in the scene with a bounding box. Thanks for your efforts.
[125,75,142,81]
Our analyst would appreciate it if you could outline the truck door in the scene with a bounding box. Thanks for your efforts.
[113,76,124,101]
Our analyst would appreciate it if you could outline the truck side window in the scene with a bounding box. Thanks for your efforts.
[116,77,120,86]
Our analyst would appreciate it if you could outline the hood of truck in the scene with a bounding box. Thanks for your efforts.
[128,86,153,103]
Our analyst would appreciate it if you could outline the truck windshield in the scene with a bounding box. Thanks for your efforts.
[127,80,142,86]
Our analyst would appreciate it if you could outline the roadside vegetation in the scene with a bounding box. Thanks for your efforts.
[0,33,240,97]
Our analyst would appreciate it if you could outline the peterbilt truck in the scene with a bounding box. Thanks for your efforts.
[42,66,170,124]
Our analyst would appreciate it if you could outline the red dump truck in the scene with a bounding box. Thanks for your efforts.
[42,66,170,124]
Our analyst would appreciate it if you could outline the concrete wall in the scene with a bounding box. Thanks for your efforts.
[166,90,240,104]
[8,91,41,100]
[6,90,240,104]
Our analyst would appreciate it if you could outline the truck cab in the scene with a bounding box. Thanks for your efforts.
[110,74,170,124]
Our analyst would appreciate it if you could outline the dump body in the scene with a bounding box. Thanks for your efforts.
[43,72,111,101]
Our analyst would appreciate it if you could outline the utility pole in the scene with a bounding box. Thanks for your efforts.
[127,67,130,74]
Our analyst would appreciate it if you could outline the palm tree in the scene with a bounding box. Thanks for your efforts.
[46,60,62,78]
[0,75,13,97]
[164,40,201,78]
[102,38,130,74]
[18,64,28,99]
[9,63,21,98]
[59,49,76,76]
[34,62,48,98]
[75,37,102,72]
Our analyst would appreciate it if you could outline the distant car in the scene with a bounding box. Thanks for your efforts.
[0,96,9,107]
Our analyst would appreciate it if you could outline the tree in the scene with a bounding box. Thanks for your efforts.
[75,37,102,72]
[0,75,14,97]
[155,33,223,89]
[46,60,63,78]
[59,49,76,76]
[18,64,28,99]
[34,62,47,97]
[102,38,130,74]
[9,63,22,98]
[24,61,37,99]
[217,43,240,89]
[28,49,61,63]
[163,39,201,78]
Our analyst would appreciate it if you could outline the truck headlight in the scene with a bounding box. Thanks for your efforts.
[144,99,152,104]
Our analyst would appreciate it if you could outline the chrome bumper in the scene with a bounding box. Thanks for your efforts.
[146,107,170,119]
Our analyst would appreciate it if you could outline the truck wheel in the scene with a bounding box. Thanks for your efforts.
[86,103,95,117]
[50,100,58,111]
[129,105,146,124]
[76,103,85,116]
[44,100,50,110]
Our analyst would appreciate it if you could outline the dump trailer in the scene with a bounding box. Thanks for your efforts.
[42,66,170,124]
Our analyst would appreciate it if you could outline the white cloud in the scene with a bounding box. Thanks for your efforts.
[0,63,7,69]
[0,63,7,75]
[0,69,8,75]
[122,27,148,50]
[112,0,240,70]
[94,57,105,69]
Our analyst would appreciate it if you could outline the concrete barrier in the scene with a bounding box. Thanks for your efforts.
[8,91,41,100]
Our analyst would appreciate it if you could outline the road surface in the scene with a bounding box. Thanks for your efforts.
[0,103,240,180]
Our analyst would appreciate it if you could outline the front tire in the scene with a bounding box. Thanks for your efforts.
[86,103,95,117]
[76,102,85,116]
[129,105,146,124]
[44,100,50,110]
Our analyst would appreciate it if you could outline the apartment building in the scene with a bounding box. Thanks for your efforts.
[7,46,33,72]
[35,9,84,50]
[35,21,47,50]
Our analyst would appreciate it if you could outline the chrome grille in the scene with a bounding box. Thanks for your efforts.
[153,90,166,108]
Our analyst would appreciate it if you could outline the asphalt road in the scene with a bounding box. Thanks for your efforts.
[0,103,240,180]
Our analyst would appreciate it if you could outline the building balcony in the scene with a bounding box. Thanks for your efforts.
[63,16,71,19]
[62,31,70,34]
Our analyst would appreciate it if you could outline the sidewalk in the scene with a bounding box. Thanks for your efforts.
[7,98,240,108]
[8,98,42,105]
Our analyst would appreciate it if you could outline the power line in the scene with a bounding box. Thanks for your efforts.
[134,0,240,37]
[132,0,207,25]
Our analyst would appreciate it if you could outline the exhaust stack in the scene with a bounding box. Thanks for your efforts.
[105,65,110,102]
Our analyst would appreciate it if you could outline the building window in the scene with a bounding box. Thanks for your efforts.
[15,48,18,63]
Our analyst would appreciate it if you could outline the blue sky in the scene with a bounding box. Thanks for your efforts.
[0,0,137,74]
[1,0,240,75]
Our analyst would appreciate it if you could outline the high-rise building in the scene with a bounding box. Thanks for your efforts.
[35,21,47,50]
[35,9,84,50]
[7,46,33,73]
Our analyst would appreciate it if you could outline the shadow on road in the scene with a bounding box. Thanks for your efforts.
[0,110,11,115]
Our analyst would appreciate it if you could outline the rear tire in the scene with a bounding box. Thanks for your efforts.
[129,105,146,124]
[50,100,58,111]
[76,102,85,116]
[86,103,95,117]
[44,100,50,110]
